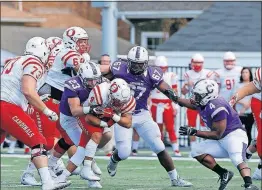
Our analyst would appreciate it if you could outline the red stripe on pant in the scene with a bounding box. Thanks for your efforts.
[0,101,46,148]
[151,99,177,143]
[251,97,262,158]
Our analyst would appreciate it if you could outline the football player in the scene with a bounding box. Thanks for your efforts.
[40,27,90,175]
[49,62,111,188]
[56,78,135,189]
[177,79,258,190]
[150,56,181,156]
[21,37,64,186]
[230,67,261,180]
[100,46,192,187]
[181,53,214,153]
[1,37,71,190]
[213,51,242,102]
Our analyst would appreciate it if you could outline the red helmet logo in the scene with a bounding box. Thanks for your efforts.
[110,83,118,93]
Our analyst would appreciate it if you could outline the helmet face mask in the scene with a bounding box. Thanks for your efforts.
[191,62,203,72]
[127,59,148,75]
[82,77,101,89]
[224,60,235,70]
[76,39,91,54]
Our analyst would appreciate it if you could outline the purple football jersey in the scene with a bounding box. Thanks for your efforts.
[60,76,92,116]
[110,59,163,111]
[198,96,244,138]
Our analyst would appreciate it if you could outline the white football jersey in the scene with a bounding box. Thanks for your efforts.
[84,82,136,114]
[183,69,214,95]
[214,66,242,102]
[1,55,45,111]
[151,72,178,100]
[253,67,261,91]
[45,48,85,91]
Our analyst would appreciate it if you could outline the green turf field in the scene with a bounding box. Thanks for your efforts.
[1,155,261,190]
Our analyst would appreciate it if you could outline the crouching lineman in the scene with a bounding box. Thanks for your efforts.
[0,37,71,190]
[21,37,65,186]
[176,79,259,190]
[101,46,192,187]
[56,78,135,188]
[48,62,111,188]
[230,67,262,180]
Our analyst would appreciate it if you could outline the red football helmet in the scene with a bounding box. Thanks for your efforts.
[191,53,204,72]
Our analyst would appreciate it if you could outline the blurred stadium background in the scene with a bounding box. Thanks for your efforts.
[0,2,261,189]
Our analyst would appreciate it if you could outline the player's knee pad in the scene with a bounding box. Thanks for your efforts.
[31,145,47,160]
[55,138,72,154]
[117,141,131,160]
[70,146,85,167]
[230,152,245,167]
[151,137,165,154]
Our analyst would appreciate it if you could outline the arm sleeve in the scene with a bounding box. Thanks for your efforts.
[63,87,78,98]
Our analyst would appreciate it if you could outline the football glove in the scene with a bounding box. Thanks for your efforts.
[42,107,58,121]
[179,125,197,136]
[101,107,114,118]
[90,105,104,116]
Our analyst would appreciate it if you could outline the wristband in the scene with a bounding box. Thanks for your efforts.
[112,114,121,123]
[100,121,108,128]
[83,106,90,114]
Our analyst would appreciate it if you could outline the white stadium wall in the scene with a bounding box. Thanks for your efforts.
[155,51,261,69]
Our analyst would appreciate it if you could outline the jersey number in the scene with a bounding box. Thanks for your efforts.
[152,69,161,80]
[112,62,121,71]
[225,79,235,90]
[2,57,21,75]
[129,84,146,100]
[68,80,80,89]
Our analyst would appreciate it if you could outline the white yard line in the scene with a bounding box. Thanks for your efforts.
[0,154,260,163]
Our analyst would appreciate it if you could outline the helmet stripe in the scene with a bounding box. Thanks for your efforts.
[89,62,98,75]
[135,46,141,59]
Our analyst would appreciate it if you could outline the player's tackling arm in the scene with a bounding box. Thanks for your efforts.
[68,97,86,117]
[21,75,46,112]
[157,81,197,110]
[235,82,260,102]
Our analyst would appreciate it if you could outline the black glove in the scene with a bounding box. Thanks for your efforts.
[179,125,197,136]
[89,105,104,117]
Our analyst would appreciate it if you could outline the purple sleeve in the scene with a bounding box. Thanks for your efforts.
[64,87,78,98]
[150,67,164,88]
[212,108,228,122]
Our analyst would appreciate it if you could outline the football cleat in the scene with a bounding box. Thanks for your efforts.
[88,180,103,188]
[218,170,234,190]
[151,152,157,157]
[174,150,182,157]
[243,184,259,190]
[71,166,81,176]
[92,160,102,175]
[54,159,65,175]
[131,149,138,156]
[171,177,193,187]
[80,165,100,181]
[107,157,118,177]
[252,168,262,180]
[48,167,58,179]
[21,172,41,186]
[42,179,71,190]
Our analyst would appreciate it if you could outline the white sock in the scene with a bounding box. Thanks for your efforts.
[132,141,139,150]
[63,169,71,177]
[171,143,179,151]
[38,167,51,184]
[24,160,36,174]
[168,169,178,180]
[49,154,59,167]
[8,140,16,150]
[84,160,92,167]
[85,139,98,158]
